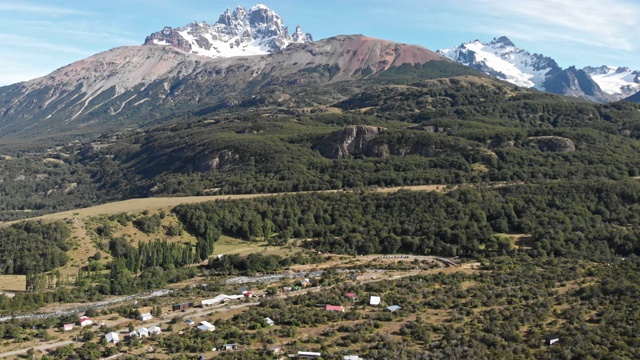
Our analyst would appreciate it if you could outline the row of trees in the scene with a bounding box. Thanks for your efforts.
[208,252,324,275]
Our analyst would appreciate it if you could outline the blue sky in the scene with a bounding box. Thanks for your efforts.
[1,0,639,85]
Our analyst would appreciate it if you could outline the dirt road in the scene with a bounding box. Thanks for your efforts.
[0,340,75,358]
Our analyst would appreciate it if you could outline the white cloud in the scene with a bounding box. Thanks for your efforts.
[454,0,640,51]
[0,2,88,16]
[0,58,50,86]
[0,33,92,56]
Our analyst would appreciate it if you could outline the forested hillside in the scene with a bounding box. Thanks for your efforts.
[3,76,640,222]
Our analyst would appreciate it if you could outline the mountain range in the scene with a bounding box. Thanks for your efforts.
[1,4,639,143]
[0,5,471,142]
[437,37,640,102]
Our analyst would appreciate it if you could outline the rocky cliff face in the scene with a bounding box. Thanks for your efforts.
[196,150,240,172]
[314,126,385,158]
[313,125,471,159]
[526,136,576,153]
[144,4,312,58]
[543,67,610,102]
[625,91,640,103]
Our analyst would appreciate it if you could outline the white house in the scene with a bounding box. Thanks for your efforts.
[129,331,139,338]
[63,324,74,331]
[201,295,226,307]
[386,305,402,312]
[139,313,153,322]
[78,316,93,327]
[138,327,150,337]
[344,356,364,360]
[149,326,162,335]
[105,332,119,344]
[264,317,275,326]
[220,343,238,351]
[369,296,381,306]
[197,321,215,332]
[202,294,244,307]
[298,351,322,358]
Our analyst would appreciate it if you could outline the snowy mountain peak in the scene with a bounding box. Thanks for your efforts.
[489,36,516,48]
[582,65,640,97]
[440,36,640,102]
[144,4,313,58]
[437,36,559,89]
[292,25,313,43]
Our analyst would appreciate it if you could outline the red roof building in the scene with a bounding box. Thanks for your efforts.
[345,293,357,299]
[325,305,345,312]
[78,316,93,327]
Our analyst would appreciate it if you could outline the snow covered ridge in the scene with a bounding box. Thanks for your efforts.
[438,36,640,101]
[144,4,313,58]
[582,66,640,97]
[436,36,560,90]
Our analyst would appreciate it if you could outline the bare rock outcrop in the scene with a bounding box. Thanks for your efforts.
[313,125,385,158]
[196,150,240,171]
[526,136,576,153]
[314,125,463,159]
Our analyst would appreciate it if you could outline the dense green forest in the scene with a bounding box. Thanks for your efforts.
[174,179,640,261]
[0,221,70,275]
[3,77,640,221]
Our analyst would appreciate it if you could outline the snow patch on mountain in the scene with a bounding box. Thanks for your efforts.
[144,4,313,58]
[437,36,559,90]
[582,65,640,98]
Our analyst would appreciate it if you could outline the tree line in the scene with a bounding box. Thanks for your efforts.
[174,179,640,260]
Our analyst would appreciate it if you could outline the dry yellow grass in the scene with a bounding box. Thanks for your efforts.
[213,236,303,258]
[60,220,101,276]
[496,233,535,250]
[471,163,490,173]
[0,275,26,292]
[43,158,65,164]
